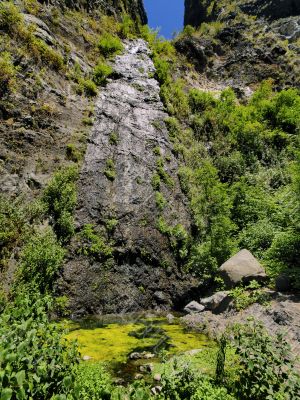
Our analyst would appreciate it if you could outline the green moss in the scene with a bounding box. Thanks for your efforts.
[78,224,113,259]
[104,159,116,181]
[109,131,119,145]
[155,191,167,211]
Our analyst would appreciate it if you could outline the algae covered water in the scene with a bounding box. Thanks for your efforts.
[65,313,214,382]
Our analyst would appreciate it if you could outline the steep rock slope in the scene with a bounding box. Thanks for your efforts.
[0,1,145,198]
[59,39,200,315]
[37,0,147,23]
[180,0,299,89]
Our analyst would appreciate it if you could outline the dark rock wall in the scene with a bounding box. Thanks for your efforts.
[59,40,200,315]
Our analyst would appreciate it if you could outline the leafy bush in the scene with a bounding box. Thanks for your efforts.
[97,33,123,57]
[42,166,79,242]
[18,227,65,293]
[229,281,270,311]
[217,321,300,399]
[75,363,112,400]
[29,38,65,71]
[159,358,235,400]
[0,295,79,400]
[93,62,113,85]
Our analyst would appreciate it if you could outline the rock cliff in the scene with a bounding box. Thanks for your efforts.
[181,0,300,88]
[59,39,200,315]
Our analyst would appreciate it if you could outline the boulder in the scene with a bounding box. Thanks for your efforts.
[219,249,266,288]
[200,291,230,312]
[184,301,205,314]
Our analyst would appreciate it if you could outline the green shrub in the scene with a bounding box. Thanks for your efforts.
[159,358,235,400]
[42,165,79,242]
[75,362,112,400]
[0,295,79,399]
[81,78,98,97]
[30,38,65,71]
[18,227,65,293]
[217,321,300,399]
[66,143,82,162]
[0,196,28,268]
[0,1,22,33]
[229,281,270,311]
[119,14,136,39]
[189,89,217,113]
[97,33,123,57]
[0,52,17,95]
[93,62,113,85]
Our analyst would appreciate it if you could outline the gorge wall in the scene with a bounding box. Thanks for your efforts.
[59,39,200,315]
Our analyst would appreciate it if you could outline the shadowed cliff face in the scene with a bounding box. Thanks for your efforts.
[38,0,148,23]
[184,0,300,27]
[180,0,300,89]
[59,40,200,316]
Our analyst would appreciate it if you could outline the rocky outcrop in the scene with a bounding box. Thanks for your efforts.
[182,293,300,355]
[59,40,200,315]
[219,249,267,288]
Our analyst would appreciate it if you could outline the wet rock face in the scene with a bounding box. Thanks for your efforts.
[60,40,199,315]
[38,0,148,24]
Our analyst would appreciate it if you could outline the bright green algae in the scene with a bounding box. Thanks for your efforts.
[65,316,213,363]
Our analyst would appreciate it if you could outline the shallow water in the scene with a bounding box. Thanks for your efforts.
[64,312,214,382]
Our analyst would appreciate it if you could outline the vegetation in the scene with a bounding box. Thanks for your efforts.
[97,33,123,58]
[42,165,79,243]
[17,227,65,294]
[93,62,113,86]
[0,295,79,400]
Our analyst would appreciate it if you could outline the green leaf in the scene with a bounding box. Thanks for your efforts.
[15,370,25,387]
[1,388,13,400]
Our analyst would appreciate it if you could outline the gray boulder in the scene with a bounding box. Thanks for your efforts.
[219,249,266,288]
[200,291,230,312]
[184,301,205,314]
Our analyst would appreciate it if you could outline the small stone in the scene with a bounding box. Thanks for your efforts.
[200,291,230,311]
[184,349,203,356]
[134,374,144,380]
[184,301,205,314]
[154,373,161,382]
[151,386,162,395]
[166,313,175,322]
[140,363,154,373]
[82,355,92,361]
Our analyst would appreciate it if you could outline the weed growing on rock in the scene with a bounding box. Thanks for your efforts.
[97,33,123,58]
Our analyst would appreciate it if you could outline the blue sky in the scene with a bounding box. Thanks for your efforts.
[143,0,184,39]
